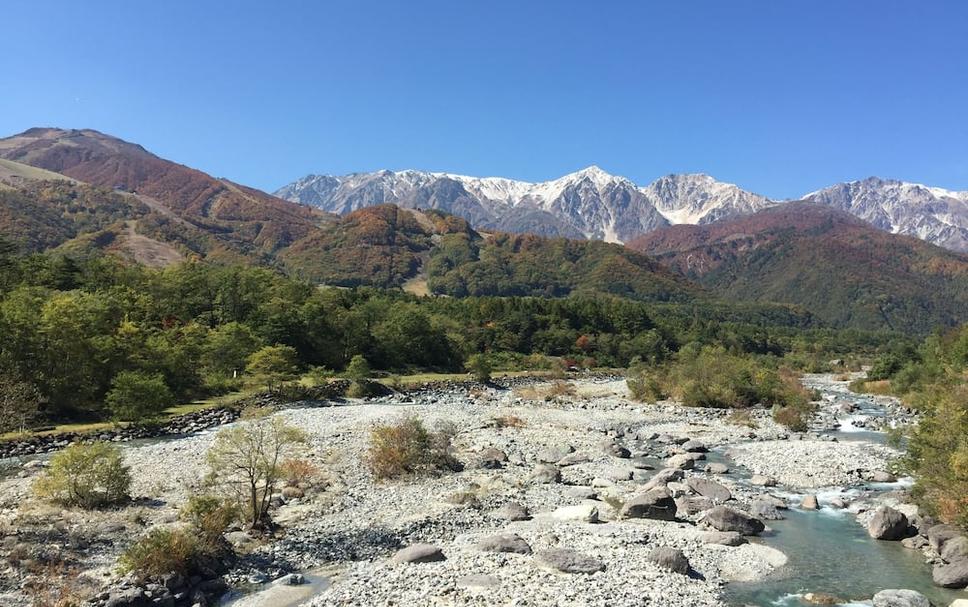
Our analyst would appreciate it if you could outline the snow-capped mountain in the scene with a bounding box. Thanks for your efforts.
[799,177,968,252]
[275,167,772,243]
[276,168,968,251]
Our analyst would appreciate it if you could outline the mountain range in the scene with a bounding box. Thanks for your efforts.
[276,168,968,252]
[0,127,966,334]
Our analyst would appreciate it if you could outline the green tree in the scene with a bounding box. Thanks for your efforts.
[245,345,299,391]
[0,372,45,433]
[345,354,372,381]
[105,371,173,421]
[465,353,492,382]
[202,322,262,377]
[34,442,131,508]
[205,407,306,529]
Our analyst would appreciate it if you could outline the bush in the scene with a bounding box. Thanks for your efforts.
[367,415,458,480]
[279,457,321,487]
[34,442,131,508]
[345,354,371,381]
[180,495,239,550]
[105,371,173,421]
[119,528,198,579]
[773,405,810,432]
[626,360,666,401]
[466,353,492,382]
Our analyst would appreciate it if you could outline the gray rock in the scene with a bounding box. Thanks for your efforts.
[538,445,574,464]
[535,548,605,574]
[681,439,708,453]
[865,470,898,483]
[665,454,695,470]
[557,452,591,466]
[871,589,930,607]
[476,533,532,554]
[603,441,631,458]
[491,502,530,521]
[647,547,690,574]
[928,524,963,553]
[801,495,819,510]
[105,588,148,607]
[675,496,714,515]
[700,531,747,546]
[280,573,306,586]
[686,477,731,503]
[456,574,500,589]
[750,474,777,487]
[620,488,678,520]
[563,486,597,500]
[702,506,765,535]
[391,543,445,564]
[933,558,968,588]
[867,506,910,541]
[529,464,561,484]
[630,456,655,470]
[750,499,785,520]
[480,447,508,469]
[705,462,729,474]
[604,467,633,482]
[902,535,929,551]
[552,503,600,523]
[942,536,968,562]
[641,468,684,491]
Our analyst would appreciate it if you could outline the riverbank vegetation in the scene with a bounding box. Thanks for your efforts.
[0,245,896,432]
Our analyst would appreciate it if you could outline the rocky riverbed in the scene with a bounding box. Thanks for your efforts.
[0,374,960,607]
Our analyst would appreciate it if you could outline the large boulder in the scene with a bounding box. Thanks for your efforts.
[535,548,605,574]
[391,543,445,564]
[641,468,684,491]
[646,547,690,574]
[933,558,968,588]
[867,506,910,541]
[750,499,785,521]
[665,454,696,470]
[538,445,574,464]
[681,439,708,453]
[705,462,729,474]
[750,474,777,487]
[529,464,561,484]
[620,488,678,520]
[871,589,930,607]
[801,495,819,510]
[491,502,530,521]
[476,533,532,555]
[479,447,508,469]
[675,496,714,516]
[928,523,963,553]
[552,503,599,523]
[942,536,968,562]
[699,531,747,546]
[686,477,731,503]
[701,506,765,536]
[603,440,631,459]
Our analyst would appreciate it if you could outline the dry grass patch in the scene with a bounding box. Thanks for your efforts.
[492,414,526,428]
[367,416,459,480]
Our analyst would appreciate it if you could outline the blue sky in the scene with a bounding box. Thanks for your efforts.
[1,1,966,199]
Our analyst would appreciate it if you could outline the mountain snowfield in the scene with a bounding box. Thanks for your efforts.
[275,167,968,251]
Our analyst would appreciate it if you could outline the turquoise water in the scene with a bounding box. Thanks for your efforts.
[725,508,962,606]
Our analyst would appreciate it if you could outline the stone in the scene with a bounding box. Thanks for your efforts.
[700,531,747,546]
[491,502,530,521]
[603,441,631,458]
[871,589,931,607]
[801,495,819,510]
[476,533,532,554]
[867,506,910,541]
[535,548,605,574]
[280,573,306,586]
[480,447,508,469]
[646,547,690,574]
[803,593,844,605]
[538,445,574,464]
[456,574,500,589]
[686,477,732,503]
[750,499,785,520]
[750,474,777,487]
[630,456,655,470]
[557,452,591,466]
[620,488,678,520]
[665,454,695,470]
[828,497,847,509]
[105,588,148,607]
[705,462,729,474]
[604,467,633,482]
[529,464,561,484]
[933,558,968,588]
[942,536,968,562]
[563,486,597,500]
[701,506,765,535]
[391,543,445,564]
[552,503,600,523]
[642,468,685,491]
[865,470,898,483]
[681,439,708,453]
[676,496,714,515]
[928,524,963,553]
[666,481,690,497]
[902,535,929,551]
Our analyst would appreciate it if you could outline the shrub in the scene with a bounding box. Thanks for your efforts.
[626,361,665,401]
[773,405,811,432]
[726,409,758,428]
[105,371,173,421]
[367,415,458,480]
[345,354,371,381]
[492,414,526,428]
[34,442,131,508]
[279,457,321,487]
[466,353,492,383]
[180,495,239,550]
[547,380,576,398]
[246,345,299,391]
[119,528,198,579]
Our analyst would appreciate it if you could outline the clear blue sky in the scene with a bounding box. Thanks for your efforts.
[2,1,966,199]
